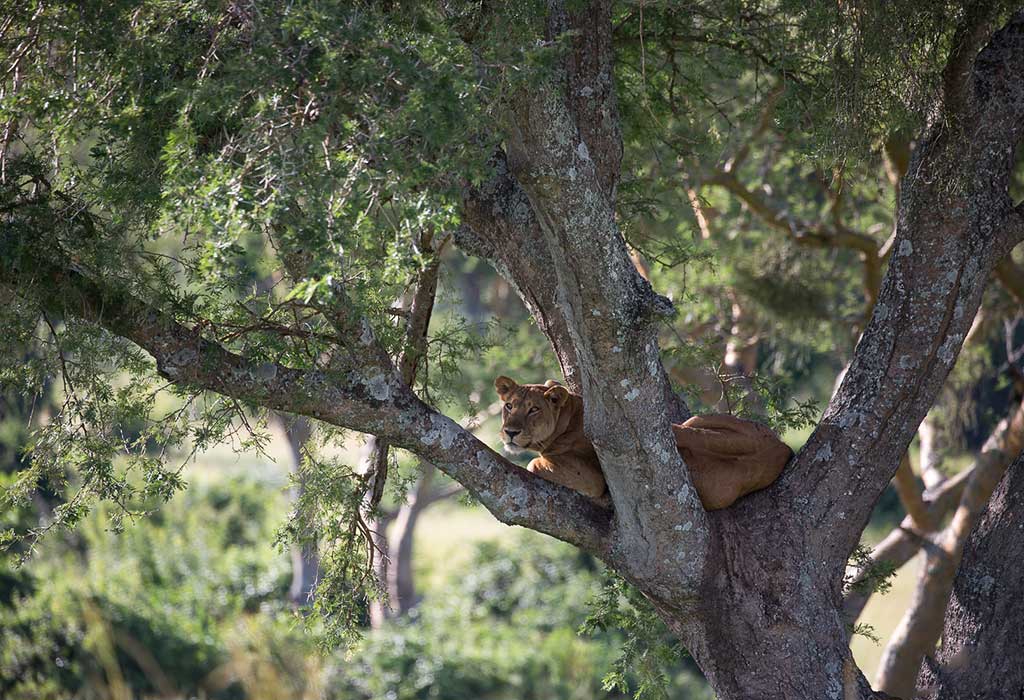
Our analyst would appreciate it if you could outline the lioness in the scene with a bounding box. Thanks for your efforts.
[495,376,793,510]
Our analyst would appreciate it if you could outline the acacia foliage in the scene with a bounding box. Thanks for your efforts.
[2,0,1018,671]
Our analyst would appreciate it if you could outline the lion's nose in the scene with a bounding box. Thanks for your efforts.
[504,429,521,440]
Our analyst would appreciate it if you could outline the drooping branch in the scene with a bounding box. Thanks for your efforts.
[269,412,319,606]
[0,232,615,559]
[782,10,1024,565]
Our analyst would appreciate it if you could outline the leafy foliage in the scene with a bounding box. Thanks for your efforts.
[0,474,299,700]
[0,0,1006,695]
[845,543,898,598]
[579,573,701,700]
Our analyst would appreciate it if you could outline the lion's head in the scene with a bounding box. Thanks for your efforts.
[494,375,571,455]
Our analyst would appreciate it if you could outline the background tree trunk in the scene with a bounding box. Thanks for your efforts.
[269,413,319,606]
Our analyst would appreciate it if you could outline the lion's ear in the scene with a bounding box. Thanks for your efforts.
[494,375,518,398]
[543,379,563,388]
[543,385,570,407]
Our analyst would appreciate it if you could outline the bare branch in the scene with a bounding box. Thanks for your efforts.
[918,452,1024,699]
[545,0,622,200]
[705,169,882,309]
[940,1,1005,120]
[892,453,935,531]
[421,481,466,507]
[721,82,784,174]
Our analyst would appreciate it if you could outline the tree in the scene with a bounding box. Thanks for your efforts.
[2,2,1024,698]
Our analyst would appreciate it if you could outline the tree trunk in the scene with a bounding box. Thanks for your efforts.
[918,452,1024,700]
[269,413,320,606]
[874,400,1024,697]
[665,525,877,700]
[385,465,441,615]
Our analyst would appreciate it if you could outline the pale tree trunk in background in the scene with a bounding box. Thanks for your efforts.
[386,470,433,616]
[368,458,466,625]
[385,464,465,616]
[269,412,319,606]
[917,415,946,490]
[720,299,763,416]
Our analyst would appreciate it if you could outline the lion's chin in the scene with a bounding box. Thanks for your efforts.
[502,443,526,457]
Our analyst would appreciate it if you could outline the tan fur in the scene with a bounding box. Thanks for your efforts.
[495,376,793,510]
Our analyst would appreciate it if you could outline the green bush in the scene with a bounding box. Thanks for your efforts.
[0,474,302,700]
[329,534,710,700]
[3,472,710,700]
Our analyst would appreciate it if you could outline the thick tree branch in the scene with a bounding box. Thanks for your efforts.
[495,0,708,593]
[545,0,622,201]
[458,152,584,391]
[782,11,1024,566]
[940,1,1005,120]
[0,233,615,559]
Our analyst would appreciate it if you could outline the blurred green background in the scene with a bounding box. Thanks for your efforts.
[1,403,945,700]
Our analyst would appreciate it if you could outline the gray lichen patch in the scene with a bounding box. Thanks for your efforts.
[419,412,460,450]
[363,373,392,401]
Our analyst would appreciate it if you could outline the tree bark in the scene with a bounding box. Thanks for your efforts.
[917,452,1024,700]
[874,399,1024,698]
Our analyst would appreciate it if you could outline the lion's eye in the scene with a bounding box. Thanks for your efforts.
[528,406,539,415]
[504,402,513,411]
